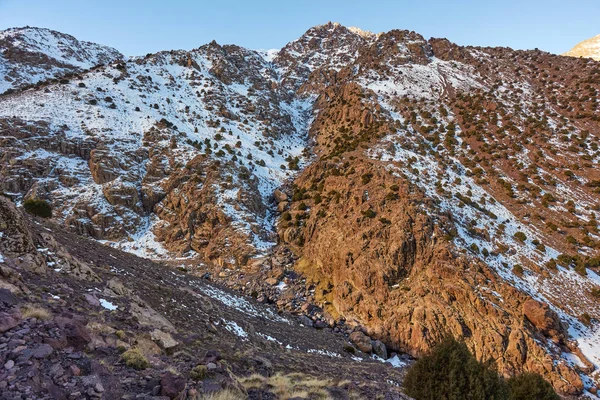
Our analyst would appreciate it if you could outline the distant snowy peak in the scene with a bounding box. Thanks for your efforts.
[0,26,123,93]
[563,34,600,61]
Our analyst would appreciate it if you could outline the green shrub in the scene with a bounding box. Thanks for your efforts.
[23,198,52,218]
[362,208,376,218]
[361,173,373,184]
[190,364,208,381]
[513,231,527,242]
[281,212,291,221]
[404,337,558,400]
[122,348,149,370]
[512,264,524,276]
[403,337,508,400]
[507,373,559,400]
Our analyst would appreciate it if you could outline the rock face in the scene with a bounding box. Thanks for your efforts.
[2,22,600,395]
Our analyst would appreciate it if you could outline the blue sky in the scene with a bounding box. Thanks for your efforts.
[0,0,598,56]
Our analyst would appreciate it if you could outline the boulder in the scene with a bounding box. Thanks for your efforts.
[372,340,388,359]
[523,299,564,341]
[0,311,19,333]
[273,189,288,203]
[150,329,179,351]
[349,331,372,354]
[160,371,186,399]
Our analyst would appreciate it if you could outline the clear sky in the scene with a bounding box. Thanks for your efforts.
[0,0,598,57]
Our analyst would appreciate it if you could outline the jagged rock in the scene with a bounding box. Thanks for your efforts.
[372,340,388,359]
[0,311,19,333]
[0,288,19,308]
[350,331,372,354]
[150,329,178,351]
[160,371,186,399]
[523,299,565,341]
[273,189,288,203]
[130,301,174,332]
[0,196,46,274]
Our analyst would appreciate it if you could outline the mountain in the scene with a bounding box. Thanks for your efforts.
[564,34,600,61]
[1,23,600,397]
[0,26,123,93]
[0,195,408,399]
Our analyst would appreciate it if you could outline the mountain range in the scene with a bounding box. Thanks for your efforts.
[1,23,600,398]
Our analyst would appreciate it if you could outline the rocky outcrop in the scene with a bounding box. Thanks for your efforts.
[0,195,46,274]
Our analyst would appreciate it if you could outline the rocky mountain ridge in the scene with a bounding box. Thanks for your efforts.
[0,27,123,94]
[1,22,600,397]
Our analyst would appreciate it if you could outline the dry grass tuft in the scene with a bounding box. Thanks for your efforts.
[21,305,52,320]
[197,389,246,400]
[240,372,332,399]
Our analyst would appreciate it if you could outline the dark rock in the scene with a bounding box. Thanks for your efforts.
[372,340,388,359]
[0,312,19,333]
[65,322,91,350]
[159,371,186,399]
[33,343,53,359]
[0,289,19,309]
[314,320,328,329]
[298,315,313,327]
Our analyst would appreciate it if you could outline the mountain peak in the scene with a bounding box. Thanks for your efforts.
[0,25,123,93]
[563,33,600,61]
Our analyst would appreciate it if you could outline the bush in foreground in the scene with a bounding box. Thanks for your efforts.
[23,198,52,218]
[404,337,558,400]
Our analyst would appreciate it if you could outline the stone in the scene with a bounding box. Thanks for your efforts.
[273,189,288,203]
[0,288,19,308]
[49,363,65,378]
[4,359,14,370]
[160,371,186,399]
[349,331,372,354]
[83,294,100,307]
[64,321,91,350]
[69,364,81,376]
[0,312,18,333]
[94,383,104,393]
[150,329,179,350]
[265,277,278,286]
[298,315,313,327]
[523,299,564,340]
[32,343,53,359]
[372,340,388,359]
[314,320,328,329]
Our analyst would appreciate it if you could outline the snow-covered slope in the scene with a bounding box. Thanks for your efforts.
[564,34,600,61]
[0,40,313,260]
[0,26,123,93]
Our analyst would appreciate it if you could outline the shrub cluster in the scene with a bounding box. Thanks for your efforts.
[23,198,52,218]
[404,337,559,400]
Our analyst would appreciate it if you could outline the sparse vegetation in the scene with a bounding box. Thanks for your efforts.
[21,305,52,321]
[121,348,149,370]
[190,364,208,381]
[404,337,558,400]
